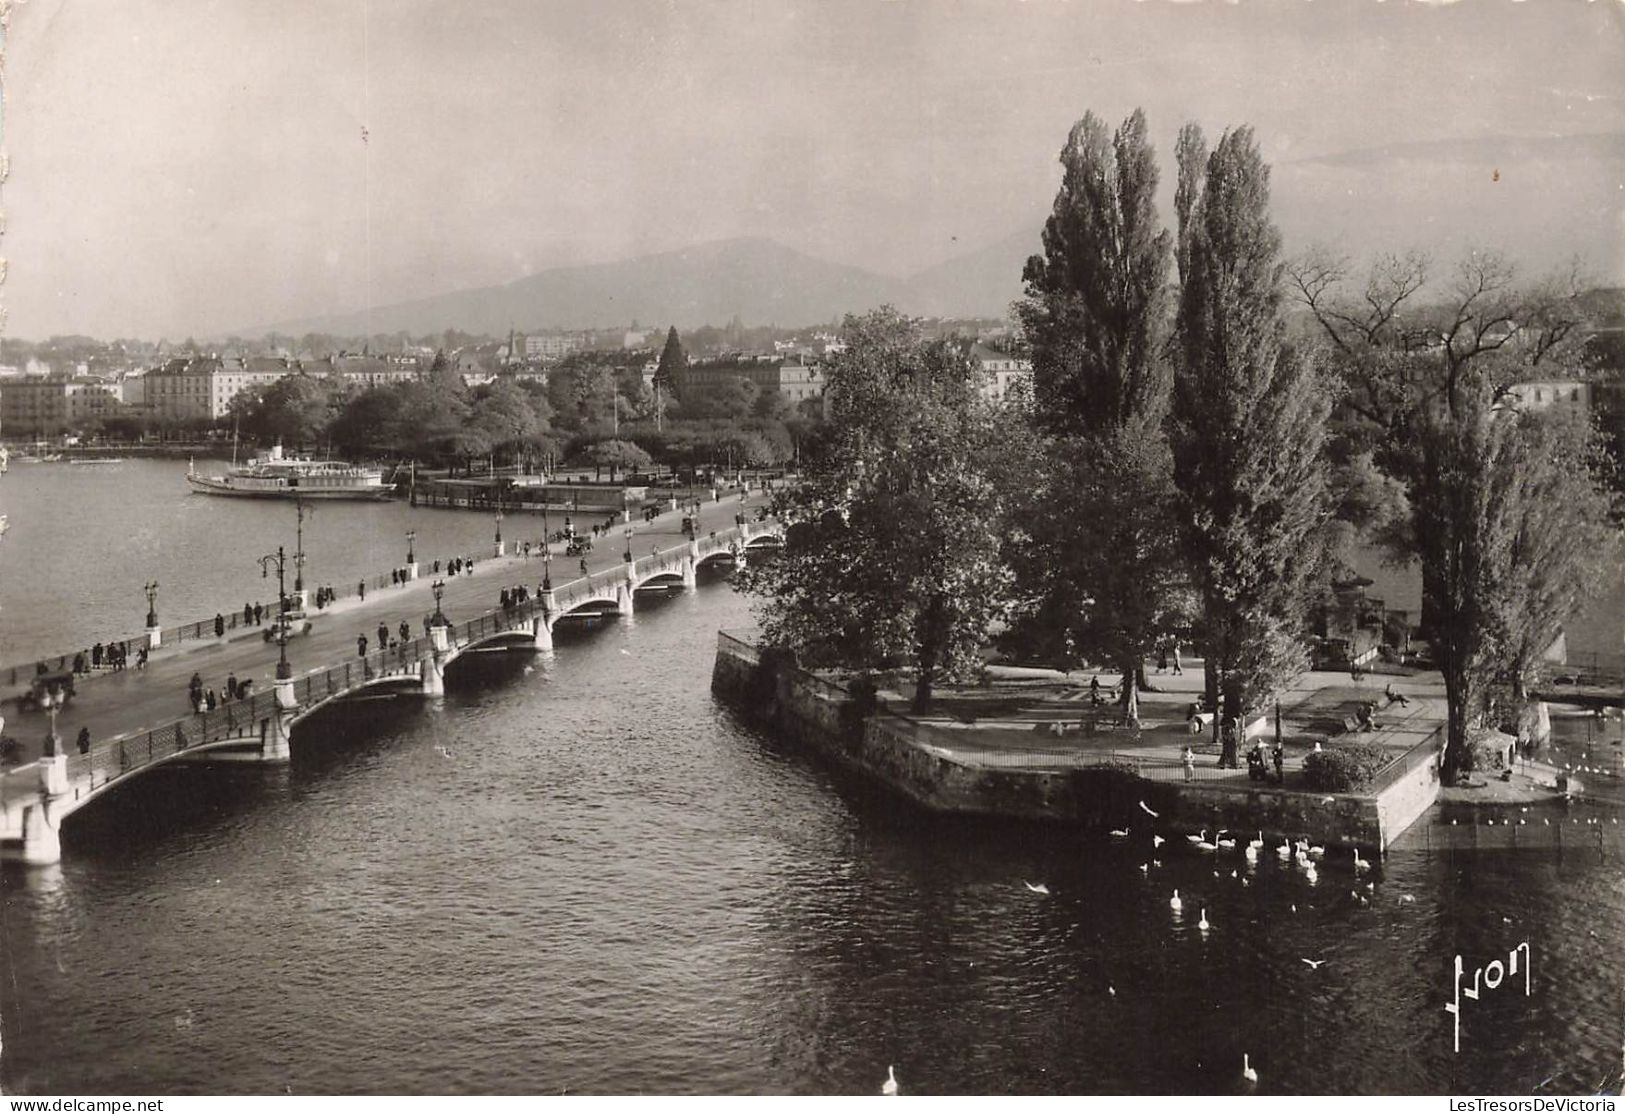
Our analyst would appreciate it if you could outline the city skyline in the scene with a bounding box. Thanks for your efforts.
[2,0,1622,340]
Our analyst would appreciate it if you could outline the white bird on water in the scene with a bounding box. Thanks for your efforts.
[435,745,453,759]
[882,1067,899,1096]
[1198,908,1211,931]
[1138,863,1149,874]
[1024,881,1050,895]
[1170,889,1183,912]
[1243,1054,1258,1083]
[1139,800,1160,818]
[1353,848,1371,873]
[1152,835,1165,848]
[1301,958,1326,969]
[1109,829,1130,839]
[1248,831,1264,851]
[1187,829,1209,846]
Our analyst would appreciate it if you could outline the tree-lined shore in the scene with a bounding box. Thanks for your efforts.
[740,108,1623,785]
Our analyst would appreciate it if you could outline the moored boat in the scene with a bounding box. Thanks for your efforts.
[187,444,394,500]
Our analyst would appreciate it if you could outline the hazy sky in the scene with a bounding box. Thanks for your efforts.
[3,0,1622,340]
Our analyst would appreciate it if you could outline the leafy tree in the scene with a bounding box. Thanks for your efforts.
[1012,108,1184,724]
[738,308,1012,712]
[1171,124,1334,765]
[329,386,407,458]
[469,380,546,463]
[583,438,652,481]
[396,379,472,465]
[232,374,338,447]
[1289,248,1619,779]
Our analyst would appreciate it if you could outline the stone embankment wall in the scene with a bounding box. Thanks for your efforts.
[713,634,1437,852]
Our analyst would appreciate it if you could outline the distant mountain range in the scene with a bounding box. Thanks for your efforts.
[262,234,1038,339]
[260,129,1625,340]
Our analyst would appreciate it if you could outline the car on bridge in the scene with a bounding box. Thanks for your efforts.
[263,610,313,643]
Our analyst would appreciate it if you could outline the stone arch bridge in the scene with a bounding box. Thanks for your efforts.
[0,521,782,864]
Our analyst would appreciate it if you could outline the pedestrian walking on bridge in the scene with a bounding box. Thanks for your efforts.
[357,634,369,659]
[378,623,390,650]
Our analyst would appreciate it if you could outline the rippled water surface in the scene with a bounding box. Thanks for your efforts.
[1,462,1622,1095]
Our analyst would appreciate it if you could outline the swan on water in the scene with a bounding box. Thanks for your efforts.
[1024,881,1050,895]
[882,1067,898,1096]
[1243,1054,1258,1083]
[1170,889,1182,912]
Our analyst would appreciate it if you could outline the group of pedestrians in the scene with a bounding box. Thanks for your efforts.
[1247,739,1286,783]
[313,585,338,609]
[81,640,139,673]
[443,556,475,577]
[241,601,267,626]
[187,670,253,715]
[358,620,416,661]
[498,585,535,612]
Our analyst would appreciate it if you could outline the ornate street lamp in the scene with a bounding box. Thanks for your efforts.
[257,546,292,680]
[144,580,160,629]
[431,578,448,626]
[623,528,633,564]
[542,555,552,592]
[40,684,65,758]
[294,499,310,594]
[406,530,417,566]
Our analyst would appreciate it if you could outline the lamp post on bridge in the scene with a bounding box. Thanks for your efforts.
[542,556,552,593]
[257,546,292,680]
[623,528,633,565]
[431,578,448,627]
[39,683,65,758]
[406,530,418,581]
[494,503,505,558]
[143,580,162,649]
[294,498,309,596]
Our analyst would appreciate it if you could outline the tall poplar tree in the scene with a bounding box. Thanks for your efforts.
[1171,125,1333,765]
[654,326,687,431]
[1012,109,1184,724]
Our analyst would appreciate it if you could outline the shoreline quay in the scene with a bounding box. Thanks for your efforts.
[711,632,1451,854]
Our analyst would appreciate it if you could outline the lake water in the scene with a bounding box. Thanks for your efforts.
[0,460,1621,1095]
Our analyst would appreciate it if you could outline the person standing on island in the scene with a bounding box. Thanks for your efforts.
[1182,745,1196,783]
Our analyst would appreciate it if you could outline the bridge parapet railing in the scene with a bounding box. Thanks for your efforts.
[57,687,285,800]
